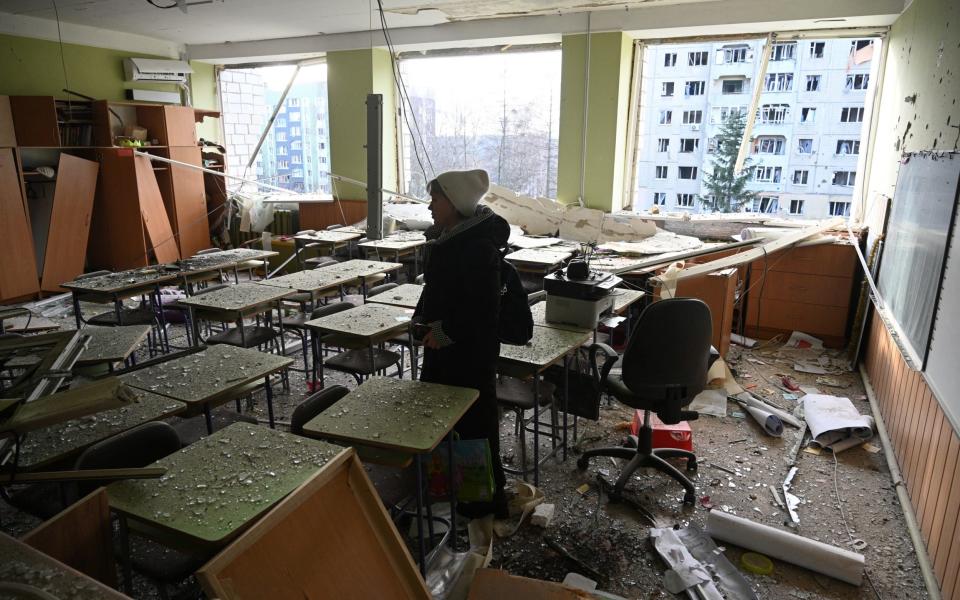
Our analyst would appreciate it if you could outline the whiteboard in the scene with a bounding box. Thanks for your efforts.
[877,152,959,368]
[926,208,960,433]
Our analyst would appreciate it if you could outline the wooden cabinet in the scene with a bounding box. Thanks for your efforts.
[744,243,859,347]
[10,96,95,147]
[91,101,196,147]
[656,268,738,357]
[0,148,39,302]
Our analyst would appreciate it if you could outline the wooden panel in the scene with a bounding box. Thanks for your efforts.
[9,96,59,147]
[164,106,198,146]
[134,154,180,263]
[299,199,367,230]
[747,298,848,338]
[751,271,853,307]
[134,105,168,146]
[197,450,429,600]
[22,488,116,587]
[88,150,148,271]
[863,314,960,599]
[0,95,17,147]
[168,146,211,257]
[766,243,858,277]
[669,269,736,357]
[40,154,99,292]
[0,148,40,301]
[91,101,112,147]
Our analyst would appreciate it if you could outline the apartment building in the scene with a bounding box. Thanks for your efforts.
[635,37,876,218]
[262,81,332,194]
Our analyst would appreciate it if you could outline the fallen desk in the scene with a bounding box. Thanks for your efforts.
[107,422,342,565]
[498,325,592,487]
[15,389,185,471]
[74,325,152,369]
[119,346,292,430]
[301,376,478,576]
[0,531,130,599]
[365,283,424,310]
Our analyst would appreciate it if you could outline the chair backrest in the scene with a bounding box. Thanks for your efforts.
[311,257,339,270]
[620,298,713,406]
[290,385,350,435]
[367,282,398,298]
[309,301,355,320]
[74,421,181,497]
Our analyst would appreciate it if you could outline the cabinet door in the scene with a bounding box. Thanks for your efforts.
[168,147,211,257]
[0,149,40,300]
[134,154,180,263]
[163,106,198,146]
[0,96,17,147]
[9,96,59,147]
[89,150,148,271]
[40,154,99,292]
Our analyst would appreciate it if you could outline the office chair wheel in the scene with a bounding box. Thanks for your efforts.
[576,456,590,471]
[683,491,695,506]
[686,459,698,472]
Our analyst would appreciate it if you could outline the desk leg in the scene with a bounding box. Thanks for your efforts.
[203,404,214,434]
[153,285,170,353]
[118,514,134,594]
[447,432,458,551]
[71,292,82,329]
[415,453,427,577]
[563,355,569,461]
[189,307,201,347]
[533,375,540,489]
[264,375,276,428]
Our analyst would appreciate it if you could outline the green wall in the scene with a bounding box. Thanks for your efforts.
[557,32,634,211]
[0,33,220,141]
[326,48,398,200]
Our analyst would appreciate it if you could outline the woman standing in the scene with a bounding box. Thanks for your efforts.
[415,169,510,518]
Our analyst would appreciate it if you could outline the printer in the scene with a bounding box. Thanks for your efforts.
[543,260,622,329]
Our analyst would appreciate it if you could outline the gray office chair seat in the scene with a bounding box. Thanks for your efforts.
[206,325,277,348]
[496,376,556,410]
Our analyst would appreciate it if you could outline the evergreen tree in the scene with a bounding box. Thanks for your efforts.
[699,112,758,212]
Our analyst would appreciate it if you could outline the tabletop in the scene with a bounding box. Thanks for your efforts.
[120,346,292,407]
[178,249,279,273]
[294,230,362,244]
[61,267,179,294]
[365,283,424,309]
[325,259,404,279]
[358,232,426,252]
[0,532,129,599]
[256,269,358,293]
[16,389,186,470]
[74,325,152,366]
[302,377,478,454]
[504,248,574,267]
[177,282,291,314]
[529,301,592,333]
[498,324,591,370]
[609,288,646,314]
[304,303,413,339]
[107,422,344,547]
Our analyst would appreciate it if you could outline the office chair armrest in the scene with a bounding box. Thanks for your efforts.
[708,345,721,369]
[588,342,619,388]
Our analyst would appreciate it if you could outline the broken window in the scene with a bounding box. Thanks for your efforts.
[759,104,789,124]
[770,42,796,61]
[797,138,813,154]
[676,193,695,207]
[657,138,669,152]
[662,81,675,96]
[840,107,865,122]
[764,73,793,92]
[756,137,785,154]
[792,170,809,185]
[682,110,703,124]
[851,39,874,51]
[829,201,851,216]
[754,166,782,183]
[655,166,668,179]
[688,51,709,66]
[678,166,698,180]
[752,196,779,213]
[719,46,749,63]
[833,171,856,186]
[809,42,825,58]
[679,138,699,153]
[805,75,821,92]
[659,110,673,125]
[789,199,805,215]
[722,79,744,94]
[664,52,677,67]
[836,139,860,154]
[845,74,870,90]
[653,192,667,205]
[800,107,816,123]
[685,81,705,96]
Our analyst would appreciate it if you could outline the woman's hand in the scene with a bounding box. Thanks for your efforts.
[422,329,441,349]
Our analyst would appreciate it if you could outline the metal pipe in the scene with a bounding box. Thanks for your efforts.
[577,12,592,207]
[859,365,943,600]
[246,63,301,173]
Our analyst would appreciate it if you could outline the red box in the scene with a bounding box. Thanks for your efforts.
[630,410,693,451]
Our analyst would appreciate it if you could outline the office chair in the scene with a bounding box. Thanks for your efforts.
[578,298,716,505]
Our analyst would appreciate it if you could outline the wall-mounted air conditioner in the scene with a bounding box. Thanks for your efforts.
[123,58,193,83]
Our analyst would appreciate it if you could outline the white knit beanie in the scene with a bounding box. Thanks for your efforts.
[431,169,490,217]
